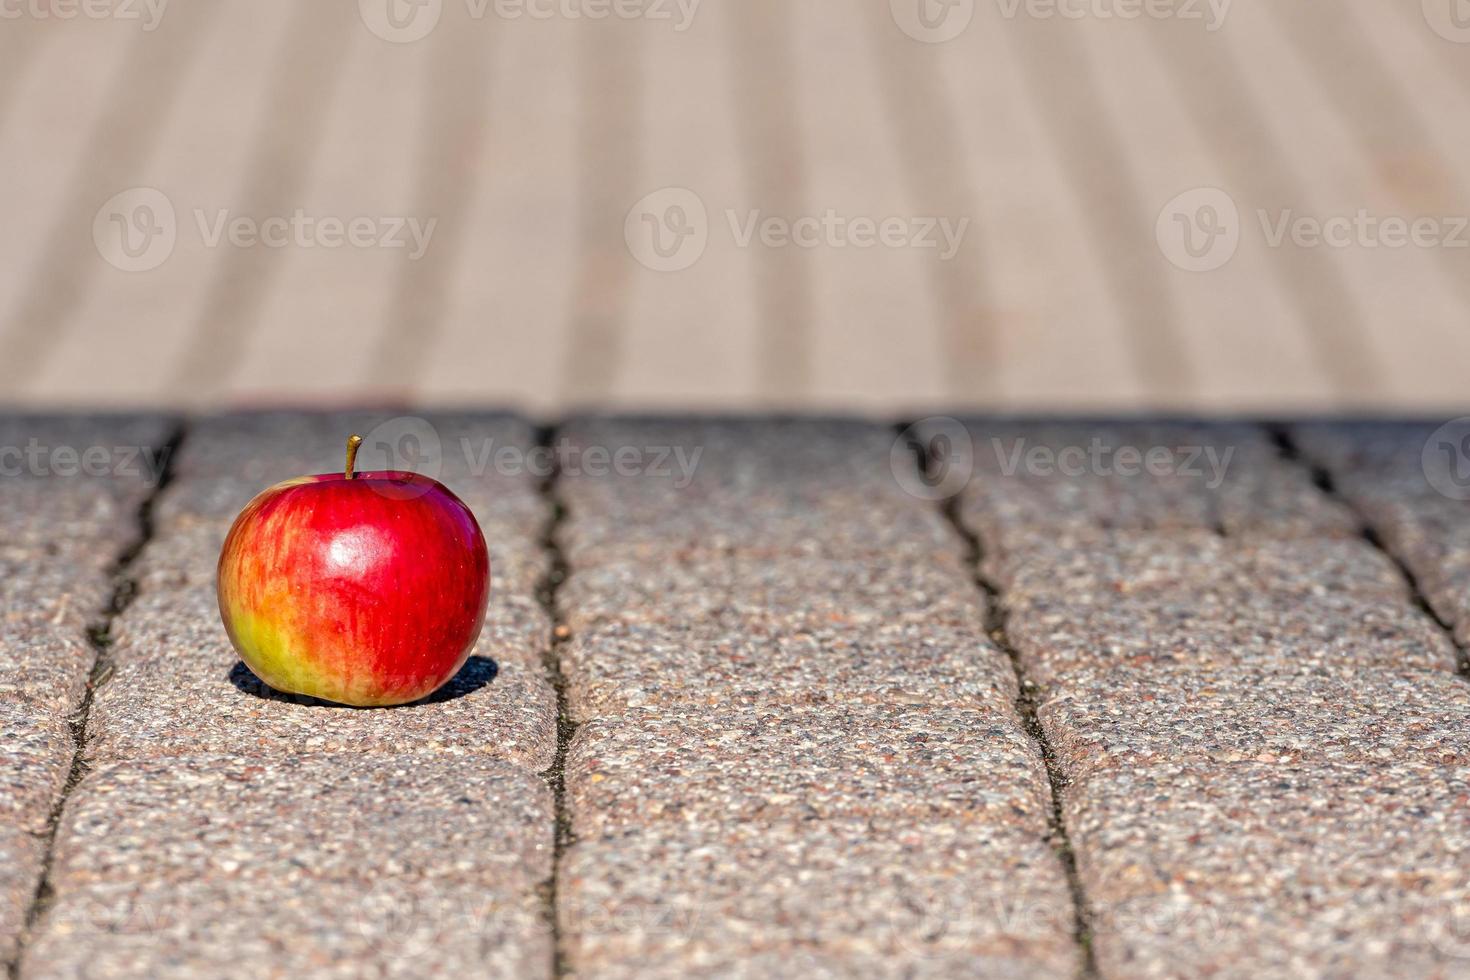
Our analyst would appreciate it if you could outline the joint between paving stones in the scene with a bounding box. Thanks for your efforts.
[533,424,578,980]
[1267,423,1470,681]
[7,421,189,980]
[897,422,1100,980]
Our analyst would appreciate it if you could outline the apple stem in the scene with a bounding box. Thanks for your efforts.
[345,434,363,479]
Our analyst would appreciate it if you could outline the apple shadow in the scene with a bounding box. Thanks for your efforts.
[227,655,499,709]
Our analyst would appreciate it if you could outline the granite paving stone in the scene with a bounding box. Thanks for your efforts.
[0,617,94,717]
[565,703,1052,838]
[1088,893,1470,979]
[0,417,175,968]
[89,586,556,768]
[1,417,173,711]
[24,754,553,980]
[1066,760,1470,979]
[0,480,148,553]
[562,620,1018,722]
[558,419,963,563]
[20,411,1470,978]
[1293,421,1470,650]
[23,877,551,980]
[559,552,984,634]
[944,420,1356,553]
[554,945,1076,980]
[0,416,173,548]
[1039,664,1470,783]
[45,754,553,890]
[0,831,45,967]
[992,531,1412,607]
[0,699,72,835]
[560,821,1078,977]
[1006,591,1456,689]
[1,546,115,632]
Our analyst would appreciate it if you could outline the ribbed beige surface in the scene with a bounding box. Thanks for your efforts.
[1,1,1467,412]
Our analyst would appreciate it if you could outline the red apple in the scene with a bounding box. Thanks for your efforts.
[217,435,490,706]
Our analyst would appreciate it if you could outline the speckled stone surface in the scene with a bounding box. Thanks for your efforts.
[0,416,176,967]
[1,546,114,632]
[0,616,93,718]
[993,531,1412,606]
[0,416,173,710]
[25,754,553,980]
[566,704,1052,838]
[560,552,982,634]
[89,586,557,769]
[0,415,173,546]
[562,620,1018,722]
[0,831,44,966]
[0,699,72,835]
[939,420,1357,553]
[556,945,1077,980]
[558,418,963,563]
[1293,421,1470,651]
[1067,760,1470,979]
[1007,591,1456,688]
[560,822,1078,977]
[1040,664,1470,782]
[553,419,1080,977]
[17,412,1470,979]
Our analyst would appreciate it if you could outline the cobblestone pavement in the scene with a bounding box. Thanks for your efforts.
[4,412,1470,978]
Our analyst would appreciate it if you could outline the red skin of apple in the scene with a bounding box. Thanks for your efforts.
[217,471,490,707]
